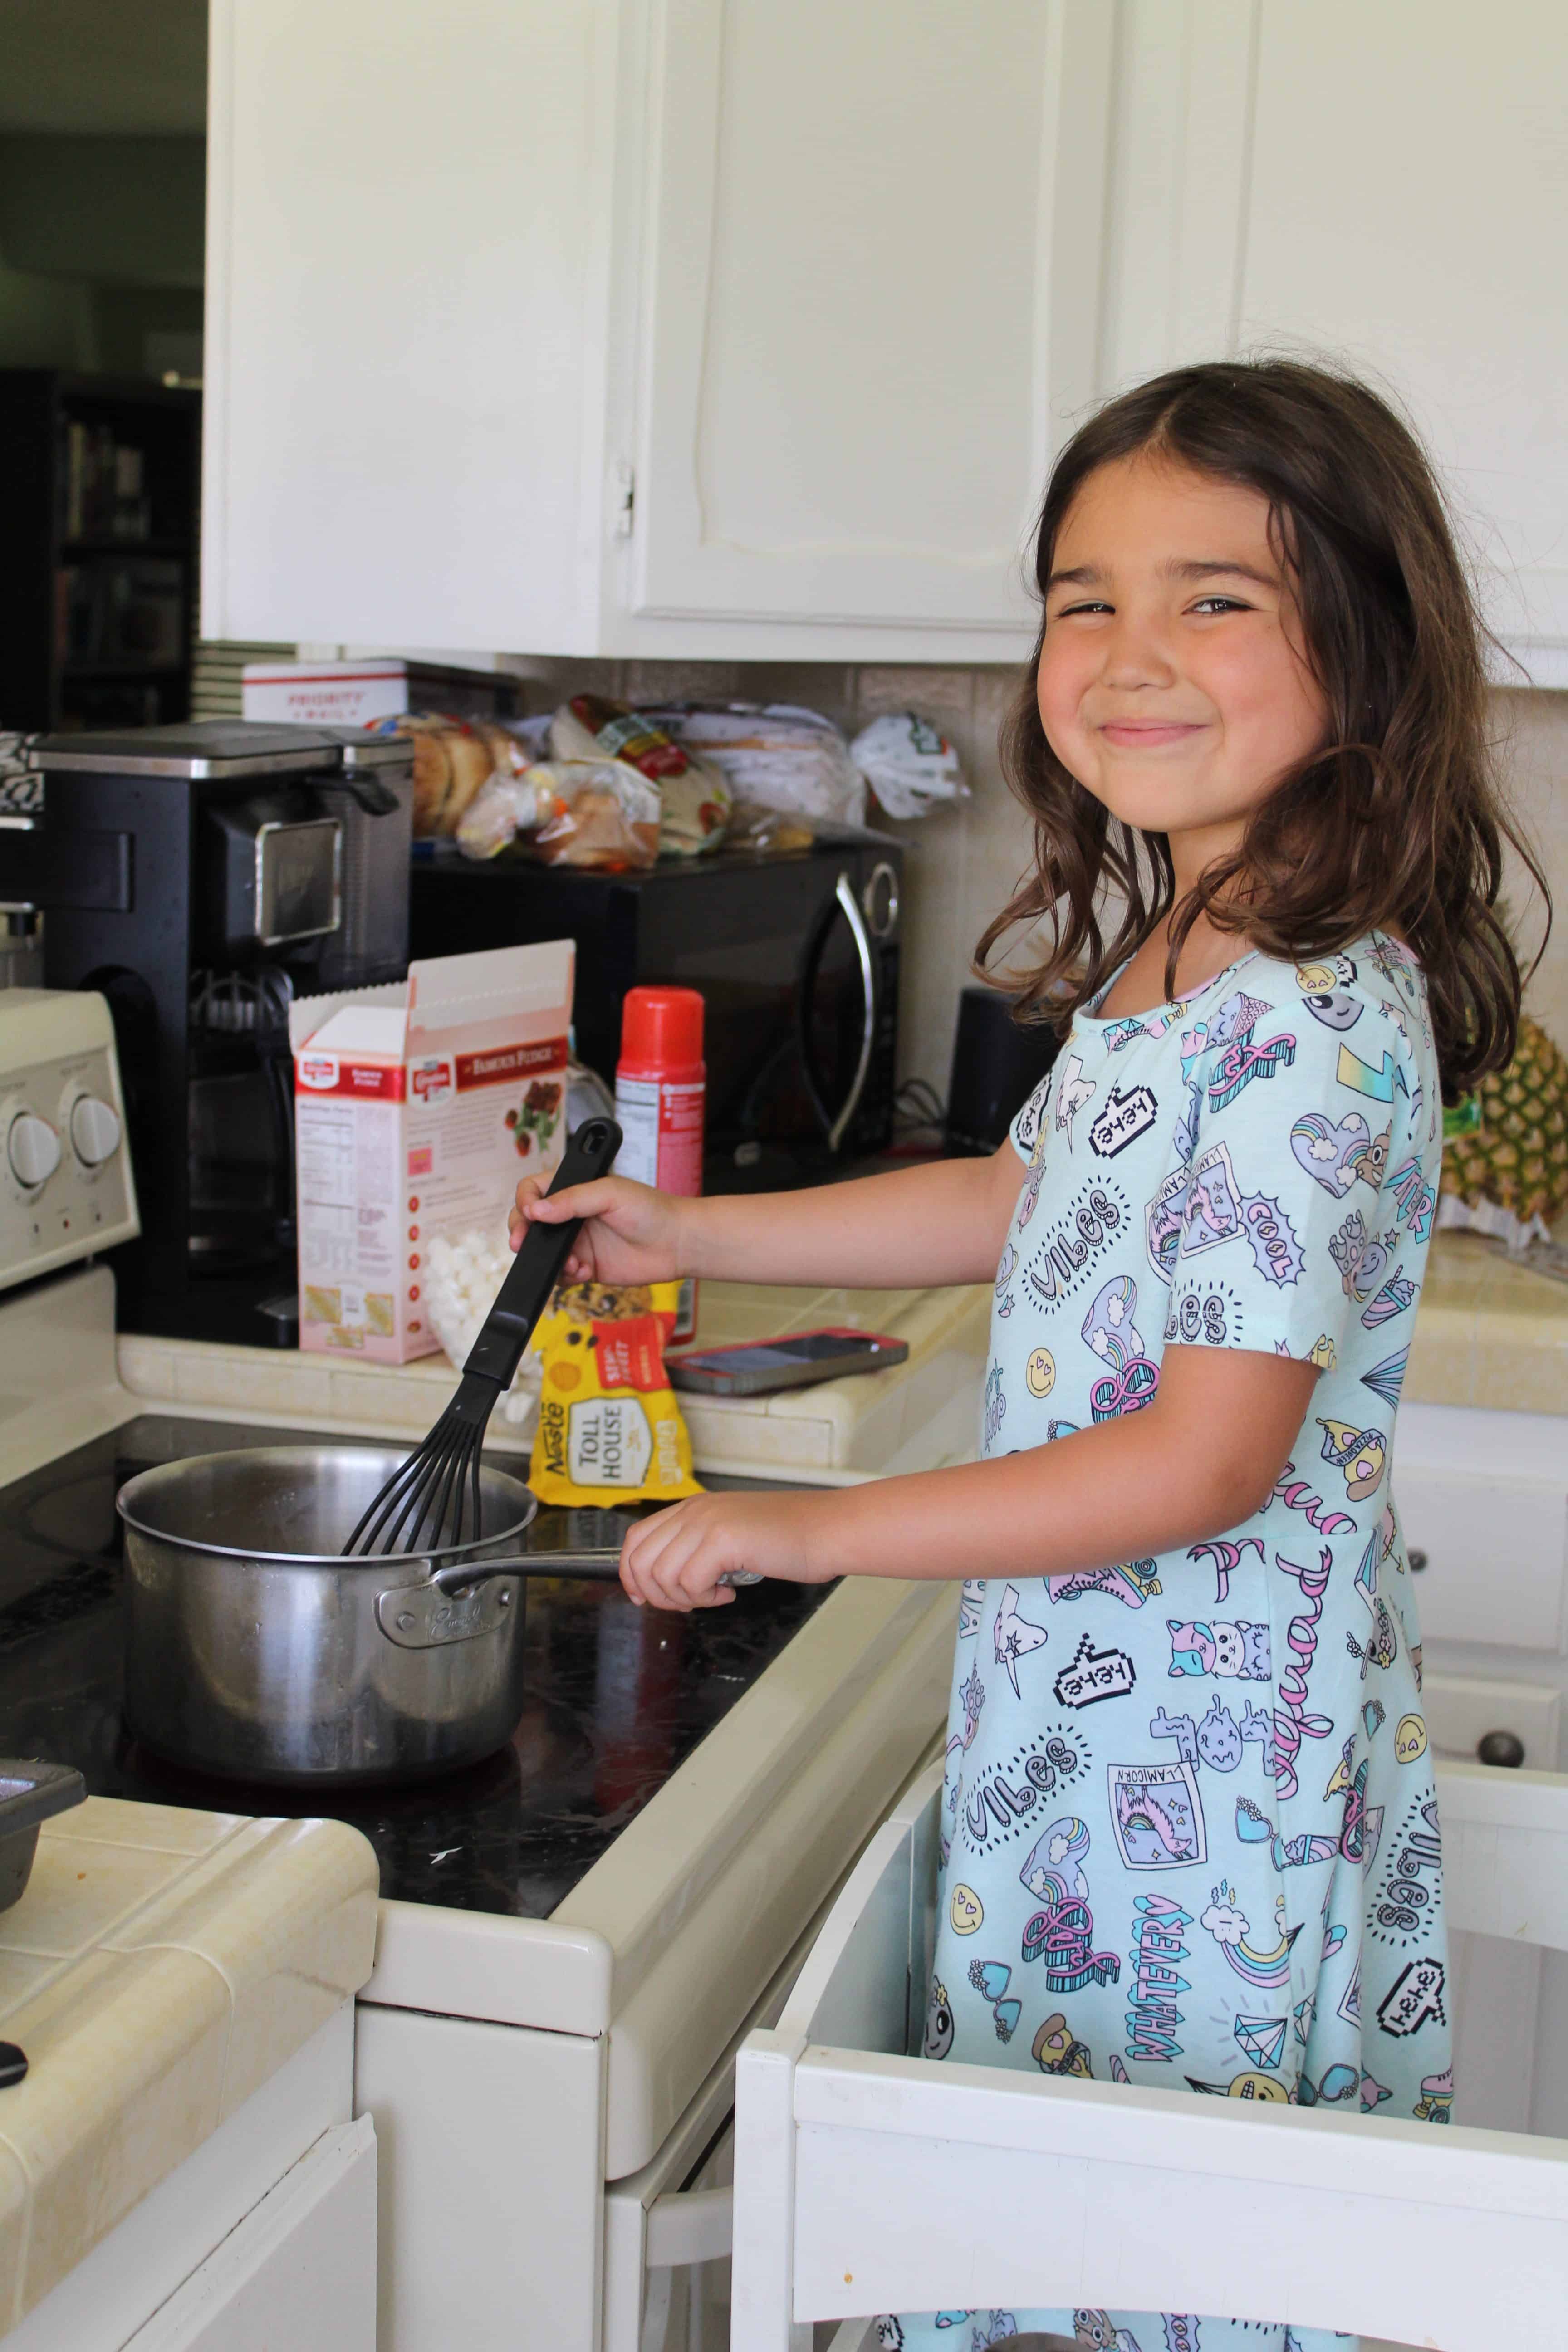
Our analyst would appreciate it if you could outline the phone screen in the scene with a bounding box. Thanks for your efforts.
[691,1334,878,1374]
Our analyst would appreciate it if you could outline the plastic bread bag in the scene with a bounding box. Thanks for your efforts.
[529,1279,704,1507]
[849,710,970,819]
[378,713,523,838]
[549,695,732,856]
[642,701,866,826]
[455,767,562,859]
[525,760,660,870]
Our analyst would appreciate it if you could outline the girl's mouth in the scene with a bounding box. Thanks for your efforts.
[1098,720,1208,749]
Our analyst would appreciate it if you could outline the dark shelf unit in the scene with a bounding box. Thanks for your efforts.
[0,371,201,734]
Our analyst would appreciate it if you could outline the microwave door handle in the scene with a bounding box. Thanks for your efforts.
[797,869,877,1155]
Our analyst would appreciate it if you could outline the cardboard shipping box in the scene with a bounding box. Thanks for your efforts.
[289,941,573,1361]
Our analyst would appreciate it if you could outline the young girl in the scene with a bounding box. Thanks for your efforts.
[513,360,1546,2352]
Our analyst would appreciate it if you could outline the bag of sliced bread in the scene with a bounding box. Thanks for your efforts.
[549,696,732,857]
[529,1279,703,1507]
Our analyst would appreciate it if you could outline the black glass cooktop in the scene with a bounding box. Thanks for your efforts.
[0,1415,833,1919]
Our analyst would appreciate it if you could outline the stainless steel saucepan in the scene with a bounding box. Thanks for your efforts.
[116,1444,624,1786]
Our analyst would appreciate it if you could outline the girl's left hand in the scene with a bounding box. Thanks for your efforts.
[620,1490,826,1611]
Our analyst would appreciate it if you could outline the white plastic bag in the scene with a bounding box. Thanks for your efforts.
[645,703,867,827]
[850,710,970,819]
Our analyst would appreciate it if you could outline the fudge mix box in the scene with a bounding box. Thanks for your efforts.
[289,941,573,1362]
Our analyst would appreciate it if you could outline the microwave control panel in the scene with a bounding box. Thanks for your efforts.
[0,991,140,1291]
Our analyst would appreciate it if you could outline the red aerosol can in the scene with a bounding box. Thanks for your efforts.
[614,985,705,1341]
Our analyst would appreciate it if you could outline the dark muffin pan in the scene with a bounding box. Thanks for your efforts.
[0,1760,86,1913]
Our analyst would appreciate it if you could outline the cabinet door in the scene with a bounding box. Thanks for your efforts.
[203,0,612,653]
[627,0,1112,646]
[1238,1,1568,657]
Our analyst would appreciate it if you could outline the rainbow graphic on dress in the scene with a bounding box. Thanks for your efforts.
[1200,1877,1301,1990]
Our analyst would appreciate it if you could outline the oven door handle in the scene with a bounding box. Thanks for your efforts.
[797,869,877,1156]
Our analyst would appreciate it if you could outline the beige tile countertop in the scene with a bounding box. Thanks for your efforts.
[119,1279,992,1483]
[1406,1231,1568,1411]
[0,1798,377,2333]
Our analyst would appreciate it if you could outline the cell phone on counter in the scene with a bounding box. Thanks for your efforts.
[666,1327,909,1397]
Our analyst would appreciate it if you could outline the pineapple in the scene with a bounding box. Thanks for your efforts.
[1441,1014,1568,1239]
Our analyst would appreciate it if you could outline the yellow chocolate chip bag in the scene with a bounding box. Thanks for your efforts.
[528,1280,703,1508]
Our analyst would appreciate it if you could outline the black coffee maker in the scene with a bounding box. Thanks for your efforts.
[0,722,413,1345]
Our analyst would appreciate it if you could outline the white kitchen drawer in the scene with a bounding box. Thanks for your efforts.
[1396,1404,1568,1653]
[734,1761,1568,2352]
[1423,1671,1562,1772]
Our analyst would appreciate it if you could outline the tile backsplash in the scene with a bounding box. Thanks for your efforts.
[496,662,1568,1107]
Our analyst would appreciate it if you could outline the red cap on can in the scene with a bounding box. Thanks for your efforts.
[618,985,705,1074]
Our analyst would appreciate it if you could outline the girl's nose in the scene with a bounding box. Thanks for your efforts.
[1100,611,1178,689]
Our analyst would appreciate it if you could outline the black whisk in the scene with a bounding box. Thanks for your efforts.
[344,1117,622,1557]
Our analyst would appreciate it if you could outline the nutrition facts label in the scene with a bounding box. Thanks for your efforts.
[297,1097,397,1279]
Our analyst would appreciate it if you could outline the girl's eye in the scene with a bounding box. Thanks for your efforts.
[1054,599,1113,618]
[1189,595,1253,615]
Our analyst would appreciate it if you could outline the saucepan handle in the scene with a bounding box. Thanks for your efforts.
[430,1554,762,1595]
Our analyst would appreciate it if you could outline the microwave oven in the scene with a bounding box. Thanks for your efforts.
[409,830,903,1187]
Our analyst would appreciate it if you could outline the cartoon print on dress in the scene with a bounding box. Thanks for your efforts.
[1163,1282,1242,1347]
[1160,2319,1200,2352]
[1395,1712,1428,1764]
[994,1582,1049,1696]
[958,1580,985,1638]
[874,2321,906,2351]
[1019,1818,1121,1989]
[1022,1181,1131,1310]
[1233,2013,1288,2071]
[1075,2313,1147,2352]
[965,1957,1021,2042]
[1025,1346,1056,1397]
[1016,1161,1045,1230]
[1296,956,1358,994]
[1360,1344,1410,1409]
[1388,1154,1438,1242]
[1033,2013,1095,2077]
[1201,992,1298,1113]
[1012,1077,1052,1159]
[1377,1955,1447,2038]
[1371,1791,1442,1948]
[1361,1257,1417,1328]
[969,2314,1024,2352]
[1415,2066,1455,2123]
[1145,1165,1190,1284]
[1328,1210,1398,1305]
[1289,1108,1383,1196]
[1338,1042,1408,1108]
[1316,1411,1392,1505]
[1269,1546,1336,1802]
[994,1243,1017,1297]
[1188,1534,1264,1605]
[949,1882,983,1935]
[1235,1792,1337,1871]
[922,1978,954,2059]
[1125,1891,1192,2062]
[1301,987,1363,1032]
[1054,1052,1096,1149]
[960,1730,1091,1857]
[1346,1593,1400,1681]
[1082,1273,1144,1366]
[1166,1618,1270,1679]
[1200,1881,1300,1989]
[1185,2068,1292,2100]
[1046,1557,1164,1609]
[1090,1083,1159,1159]
[1149,1696,1243,1772]
[1108,1760,1206,1868]
[1054,1635,1137,1708]
[983,1361,1007,1446]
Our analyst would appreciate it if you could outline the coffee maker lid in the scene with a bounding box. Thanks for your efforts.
[27,721,348,781]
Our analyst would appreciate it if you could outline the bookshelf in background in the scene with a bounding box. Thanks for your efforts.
[0,372,201,734]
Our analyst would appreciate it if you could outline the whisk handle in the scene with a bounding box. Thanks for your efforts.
[461,1116,623,1392]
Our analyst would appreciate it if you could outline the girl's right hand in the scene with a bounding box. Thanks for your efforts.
[508,1173,685,1288]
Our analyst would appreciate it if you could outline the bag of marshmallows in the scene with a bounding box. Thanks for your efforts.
[528,1280,703,1508]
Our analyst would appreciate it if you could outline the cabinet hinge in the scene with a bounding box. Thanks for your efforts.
[614,462,635,539]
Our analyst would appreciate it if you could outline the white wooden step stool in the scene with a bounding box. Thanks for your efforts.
[732,1759,1568,2352]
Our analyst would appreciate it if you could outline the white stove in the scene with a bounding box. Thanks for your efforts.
[0,992,958,2352]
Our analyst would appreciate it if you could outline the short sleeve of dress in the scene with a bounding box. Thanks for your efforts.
[1165,988,1419,1365]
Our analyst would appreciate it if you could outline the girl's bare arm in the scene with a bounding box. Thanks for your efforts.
[617,1346,1320,1608]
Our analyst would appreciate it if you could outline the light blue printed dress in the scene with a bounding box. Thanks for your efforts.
[886,935,1449,2352]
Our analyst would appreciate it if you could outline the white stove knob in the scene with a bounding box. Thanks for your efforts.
[8,1113,60,1189]
[70,1095,122,1168]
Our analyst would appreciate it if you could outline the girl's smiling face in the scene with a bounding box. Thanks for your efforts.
[1036,454,1329,879]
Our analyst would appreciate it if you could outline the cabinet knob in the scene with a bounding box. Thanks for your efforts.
[1407,1548,1428,1572]
[1477,1730,1525,1769]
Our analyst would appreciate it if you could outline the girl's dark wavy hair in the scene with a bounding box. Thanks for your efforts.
[978,358,1548,1100]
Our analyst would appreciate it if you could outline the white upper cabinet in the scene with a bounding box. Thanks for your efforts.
[1098,0,1568,677]
[203,0,1114,661]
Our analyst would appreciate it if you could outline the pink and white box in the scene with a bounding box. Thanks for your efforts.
[289,941,573,1362]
